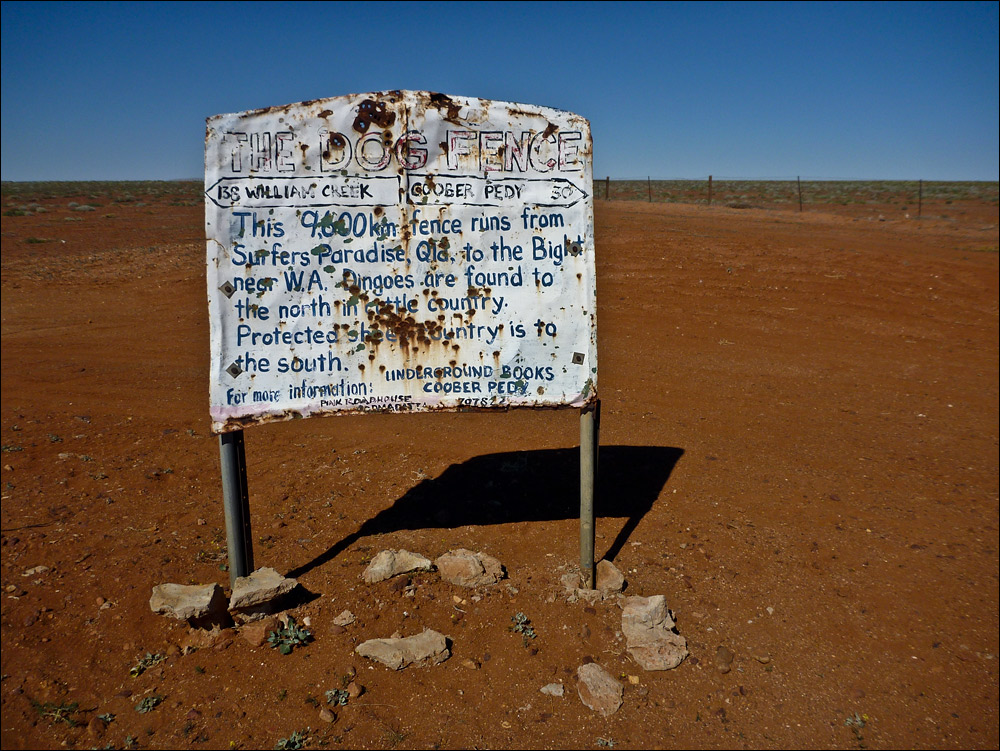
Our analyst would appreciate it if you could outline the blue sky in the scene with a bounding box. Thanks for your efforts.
[1,1,997,181]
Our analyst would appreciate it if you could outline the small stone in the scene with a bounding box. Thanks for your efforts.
[628,675,640,685]
[435,549,505,588]
[356,628,450,670]
[240,616,280,647]
[596,559,625,594]
[87,716,108,740]
[621,595,688,671]
[178,626,225,654]
[576,662,623,717]
[330,624,346,635]
[561,572,581,593]
[540,682,565,697]
[346,681,364,698]
[228,568,297,619]
[332,609,355,627]
[22,565,49,577]
[461,658,481,670]
[362,550,433,584]
[753,653,771,665]
[319,707,336,723]
[150,583,228,625]
[716,645,735,673]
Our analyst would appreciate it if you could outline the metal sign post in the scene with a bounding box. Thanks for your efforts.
[579,399,601,589]
[205,91,597,585]
[219,429,253,586]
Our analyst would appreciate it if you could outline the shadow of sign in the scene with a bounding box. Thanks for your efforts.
[288,445,683,578]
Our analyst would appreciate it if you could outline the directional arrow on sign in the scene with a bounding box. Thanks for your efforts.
[204,175,401,209]
[406,175,589,208]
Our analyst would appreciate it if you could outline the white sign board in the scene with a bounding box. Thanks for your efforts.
[205,91,596,433]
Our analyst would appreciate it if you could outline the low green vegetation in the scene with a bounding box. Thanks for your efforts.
[31,700,79,727]
[275,728,309,750]
[1,180,202,204]
[267,617,313,654]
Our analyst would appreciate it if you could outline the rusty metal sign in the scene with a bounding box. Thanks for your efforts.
[206,91,595,433]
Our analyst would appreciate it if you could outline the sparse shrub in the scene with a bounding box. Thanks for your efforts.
[325,688,349,706]
[31,700,79,726]
[275,728,309,750]
[267,617,312,654]
[510,612,537,645]
[135,694,163,713]
[130,652,165,677]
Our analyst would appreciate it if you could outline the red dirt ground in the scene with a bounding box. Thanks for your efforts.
[1,186,997,750]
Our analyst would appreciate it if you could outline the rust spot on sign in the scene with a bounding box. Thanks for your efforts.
[353,99,396,134]
[428,92,462,123]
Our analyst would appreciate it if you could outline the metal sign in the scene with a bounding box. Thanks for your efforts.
[206,91,595,433]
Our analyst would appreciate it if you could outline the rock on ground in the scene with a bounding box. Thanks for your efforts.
[576,662,623,716]
[540,682,565,697]
[355,628,450,670]
[150,583,227,624]
[176,625,228,654]
[228,567,297,620]
[621,594,688,670]
[239,615,280,648]
[596,559,626,594]
[561,559,627,602]
[362,550,434,584]
[434,549,505,587]
[332,609,356,627]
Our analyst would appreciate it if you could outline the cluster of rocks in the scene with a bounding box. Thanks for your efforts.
[560,559,627,601]
[570,594,689,717]
[362,547,505,589]
[150,549,691,718]
[149,566,297,627]
[352,547,505,669]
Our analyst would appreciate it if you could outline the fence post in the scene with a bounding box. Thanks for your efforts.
[605,176,610,201]
[648,176,652,202]
[797,176,803,212]
[708,175,713,205]
[918,179,923,218]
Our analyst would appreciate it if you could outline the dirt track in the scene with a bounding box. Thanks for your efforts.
[1,186,997,749]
